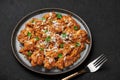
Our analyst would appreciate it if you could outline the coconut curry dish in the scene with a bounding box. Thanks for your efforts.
[17,12,90,69]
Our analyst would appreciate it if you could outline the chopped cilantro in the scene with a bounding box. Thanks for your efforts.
[60,43,64,48]
[45,36,51,42]
[44,30,48,33]
[31,19,34,23]
[40,48,44,51]
[61,33,67,38]
[75,42,81,47]
[74,26,78,31]
[56,13,62,19]
[41,17,46,21]
[27,51,32,56]
[35,37,39,41]
[27,32,32,37]
[58,53,63,58]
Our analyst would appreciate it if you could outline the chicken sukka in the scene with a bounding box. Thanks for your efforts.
[18,12,90,69]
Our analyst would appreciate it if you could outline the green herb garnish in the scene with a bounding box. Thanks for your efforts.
[44,30,48,33]
[56,13,62,19]
[61,33,67,38]
[74,26,78,31]
[40,48,44,51]
[75,42,81,47]
[60,43,64,48]
[35,37,39,41]
[27,51,32,56]
[41,17,46,21]
[45,36,51,42]
[58,53,63,58]
[27,32,32,37]
[31,19,34,23]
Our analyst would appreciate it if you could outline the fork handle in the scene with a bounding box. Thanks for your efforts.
[61,69,86,80]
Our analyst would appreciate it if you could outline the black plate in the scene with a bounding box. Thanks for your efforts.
[11,8,92,75]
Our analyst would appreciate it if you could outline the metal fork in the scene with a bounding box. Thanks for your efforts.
[62,54,107,80]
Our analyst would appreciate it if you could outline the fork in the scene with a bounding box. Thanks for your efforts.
[61,54,107,80]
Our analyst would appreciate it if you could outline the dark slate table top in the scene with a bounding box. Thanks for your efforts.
[0,0,120,80]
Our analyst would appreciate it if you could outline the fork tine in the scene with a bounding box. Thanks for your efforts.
[99,58,107,67]
[93,54,104,65]
[95,56,107,67]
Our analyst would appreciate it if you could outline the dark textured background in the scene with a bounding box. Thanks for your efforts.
[0,0,120,80]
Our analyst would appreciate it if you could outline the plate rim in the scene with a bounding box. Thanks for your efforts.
[11,8,92,75]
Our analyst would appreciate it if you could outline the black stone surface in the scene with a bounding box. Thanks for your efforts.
[0,0,120,80]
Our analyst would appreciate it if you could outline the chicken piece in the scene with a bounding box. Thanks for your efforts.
[64,56,74,67]
[31,50,44,66]
[46,50,59,58]
[79,43,85,51]
[22,38,35,51]
[36,54,44,65]
[18,26,35,44]
[19,48,29,56]
[70,43,85,58]
[26,23,34,28]
[54,26,63,33]
[51,20,64,33]
[62,15,78,28]
[25,26,34,35]
[31,60,37,66]
[70,47,79,57]
[44,61,52,69]
[73,54,80,62]
[24,38,35,46]
[61,15,73,24]
[86,39,90,44]
[17,29,28,43]
[55,58,64,69]
[18,36,28,44]
[31,51,38,63]
[64,27,74,34]
[55,34,63,44]
[44,57,55,69]
[72,30,87,41]
[35,41,46,50]
[80,30,87,37]
[46,51,53,57]
[62,44,72,55]
[51,52,58,58]
[43,12,56,20]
